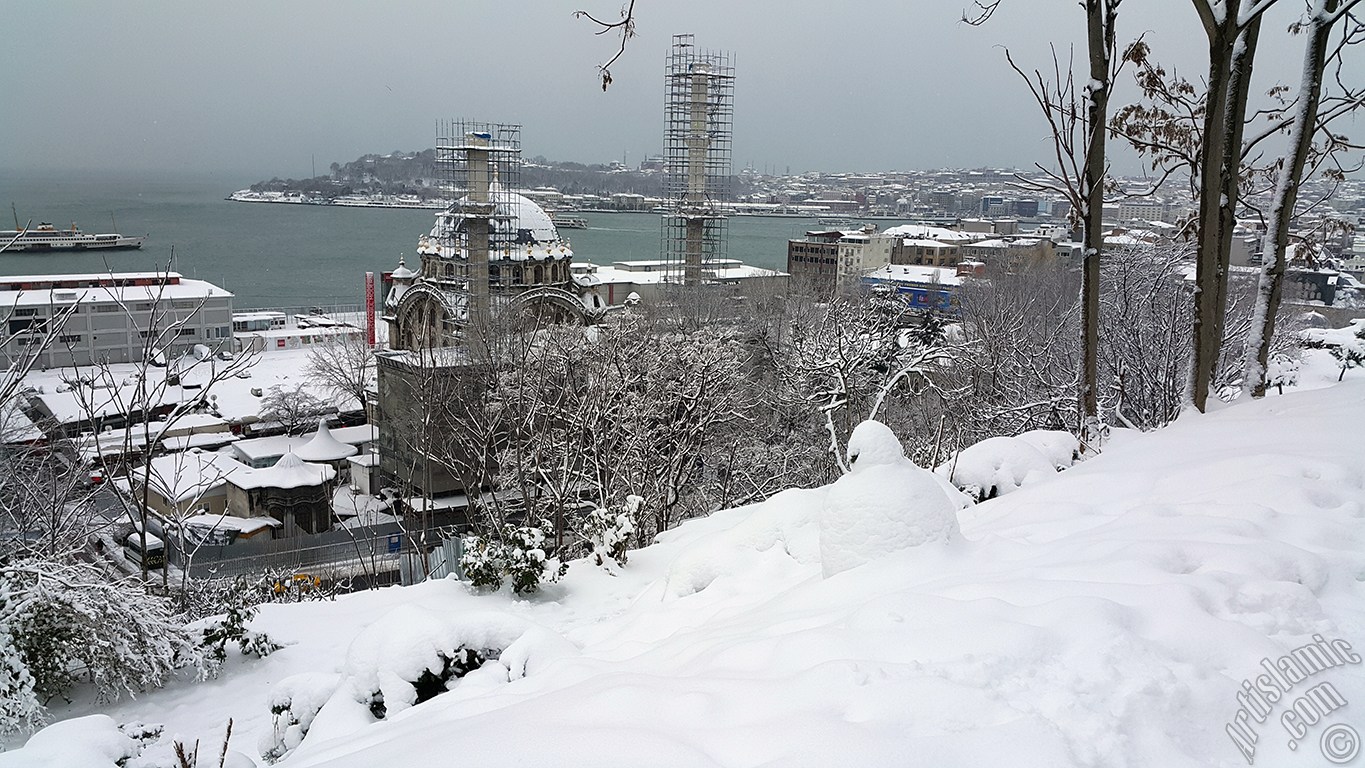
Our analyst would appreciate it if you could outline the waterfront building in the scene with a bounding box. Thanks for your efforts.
[0,272,233,369]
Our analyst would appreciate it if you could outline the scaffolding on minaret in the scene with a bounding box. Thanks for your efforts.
[661,34,734,286]
[433,120,522,333]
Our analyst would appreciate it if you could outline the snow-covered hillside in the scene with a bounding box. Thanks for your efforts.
[7,378,1365,767]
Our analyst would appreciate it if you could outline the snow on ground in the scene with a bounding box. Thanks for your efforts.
[7,363,1365,768]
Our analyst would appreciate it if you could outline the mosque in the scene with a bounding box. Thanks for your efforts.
[383,185,608,351]
[374,124,612,512]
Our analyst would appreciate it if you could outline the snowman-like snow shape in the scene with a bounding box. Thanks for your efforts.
[819,420,961,577]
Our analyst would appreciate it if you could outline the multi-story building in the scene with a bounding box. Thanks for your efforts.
[836,227,897,287]
[894,239,961,267]
[786,230,846,292]
[961,237,1057,271]
[1117,200,1168,223]
[0,272,233,369]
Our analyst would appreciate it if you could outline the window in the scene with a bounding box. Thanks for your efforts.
[13,308,39,317]
[172,300,199,310]
[177,327,196,336]
[134,303,154,311]
[58,334,82,344]
[8,319,44,334]
[94,303,121,313]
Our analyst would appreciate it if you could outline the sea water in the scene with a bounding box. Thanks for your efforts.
[0,168,823,309]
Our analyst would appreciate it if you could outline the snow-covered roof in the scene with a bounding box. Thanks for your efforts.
[179,513,282,534]
[901,238,959,249]
[233,423,375,463]
[0,273,231,308]
[0,401,43,443]
[882,224,978,242]
[348,452,380,468]
[294,418,359,462]
[864,264,963,286]
[581,260,787,287]
[229,450,336,490]
[143,450,247,503]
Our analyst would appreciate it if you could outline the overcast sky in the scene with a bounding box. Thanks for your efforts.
[0,1,1326,178]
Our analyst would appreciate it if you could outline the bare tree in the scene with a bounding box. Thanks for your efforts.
[258,383,331,435]
[1245,0,1364,396]
[304,330,374,411]
[1184,0,1285,411]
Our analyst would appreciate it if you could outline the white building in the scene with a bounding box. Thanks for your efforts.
[571,259,789,306]
[1117,200,1168,223]
[836,227,897,287]
[0,272,233,369]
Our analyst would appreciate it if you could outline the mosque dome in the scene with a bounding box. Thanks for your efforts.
[426,191,564,247]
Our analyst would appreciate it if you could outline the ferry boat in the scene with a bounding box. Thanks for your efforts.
[551,213,589,229]
[0,222,145,253]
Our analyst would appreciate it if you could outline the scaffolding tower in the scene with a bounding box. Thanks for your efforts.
[433,120,522,330]
[661,34,734,286]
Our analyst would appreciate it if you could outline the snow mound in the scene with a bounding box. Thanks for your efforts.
[259,672,343,763]
[937,434,1057,501]
[342,606,570,715]
[0,715,137,768]
[1014,428,1080,469]
[663,487,825,598]
[820,420,961,576]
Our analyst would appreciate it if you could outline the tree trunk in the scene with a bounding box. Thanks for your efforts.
[1079,0,1113,439]
[1246,0,1336,397]
[1211,15,1262,364]
[1189,0,1265,411]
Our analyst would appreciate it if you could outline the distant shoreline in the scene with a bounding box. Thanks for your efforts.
[223,191,909,221]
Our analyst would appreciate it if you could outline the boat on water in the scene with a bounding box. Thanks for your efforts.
[0,222,145,253]
[551,213,589,229]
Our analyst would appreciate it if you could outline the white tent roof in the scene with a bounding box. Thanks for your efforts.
[294,418,359,462]
[230,450,336,490]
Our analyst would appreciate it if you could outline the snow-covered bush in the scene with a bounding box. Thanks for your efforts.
[197,599,281,678]
[581,496,641,570]
[936,435,1057,502]
[253,608,578,761]
[459,533,508,590]
[0,630,39,736]
[503,524,565,595]
[820,421,960,577]
[459,522,566,595]
[260,673,342,763]
[0,560,196,734]
[1329,324,1365,380]
[1265,352,1301,394]
[1014,429,1081,470]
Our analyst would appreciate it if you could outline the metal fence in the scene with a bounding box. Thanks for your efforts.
[171,522,412,580]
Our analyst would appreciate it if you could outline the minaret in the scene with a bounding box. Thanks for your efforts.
[663,34,734,286]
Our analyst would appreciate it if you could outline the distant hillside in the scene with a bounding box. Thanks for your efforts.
[247,150,695,200]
